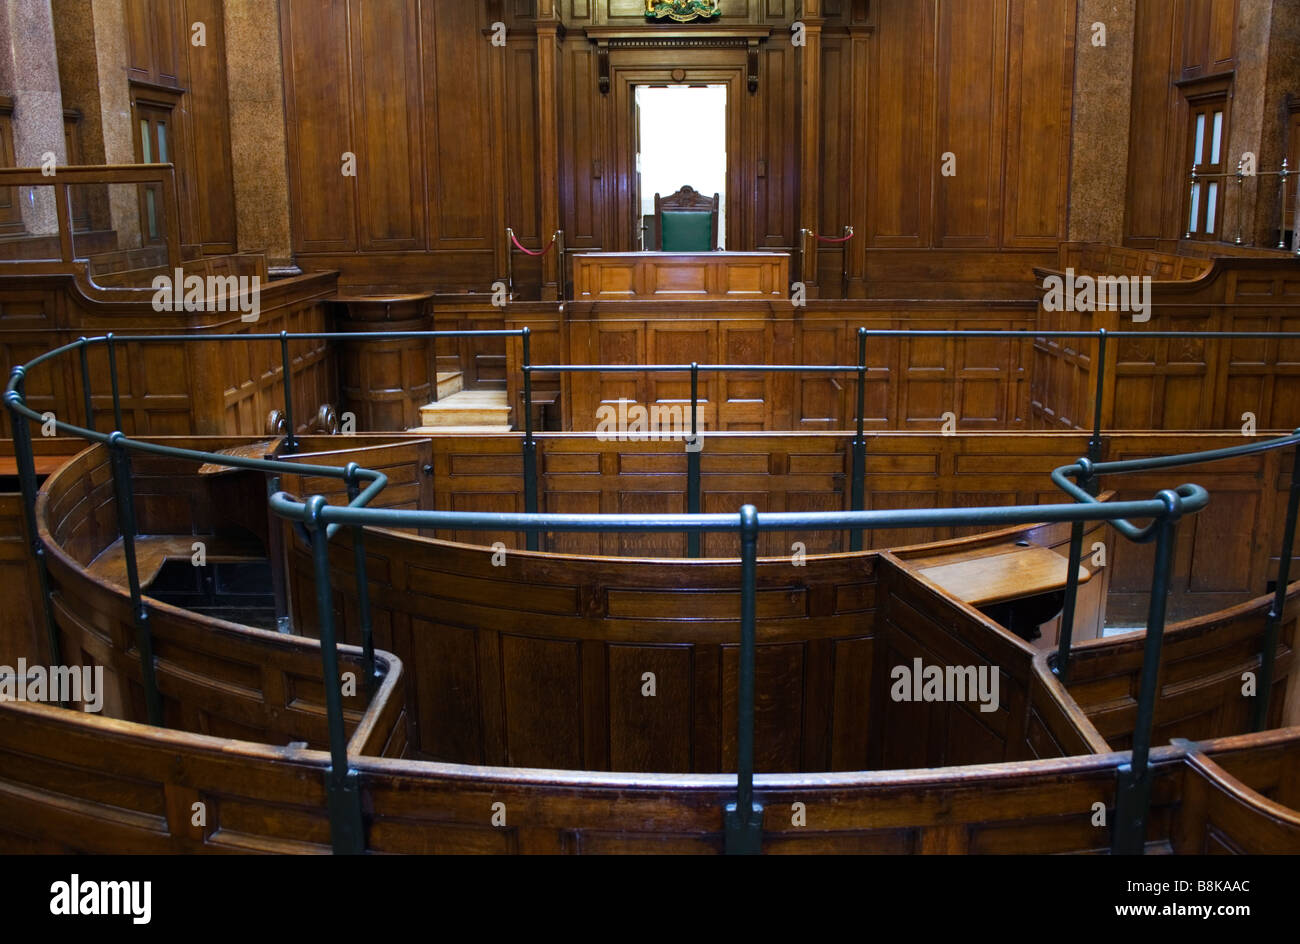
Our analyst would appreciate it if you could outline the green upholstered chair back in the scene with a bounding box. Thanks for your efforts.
[654,185,719,251]
[660,210,713,252]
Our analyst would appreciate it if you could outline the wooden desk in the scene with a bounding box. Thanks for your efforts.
[571,251,789,300]
[909,542,1092,607]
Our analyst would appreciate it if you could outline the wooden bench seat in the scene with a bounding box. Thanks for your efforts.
[87,534,266,590]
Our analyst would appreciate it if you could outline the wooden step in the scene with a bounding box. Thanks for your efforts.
[407,425,516,435]
[436,370,463,400]
[417,389,512,430]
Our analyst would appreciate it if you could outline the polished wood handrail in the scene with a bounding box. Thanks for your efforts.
[0,163,182,273]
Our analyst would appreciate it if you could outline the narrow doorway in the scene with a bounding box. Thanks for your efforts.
[634,84,727,250]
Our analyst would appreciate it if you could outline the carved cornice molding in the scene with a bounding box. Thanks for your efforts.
[584,26,772,94]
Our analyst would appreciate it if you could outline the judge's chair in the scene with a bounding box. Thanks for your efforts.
[654,185,719,251]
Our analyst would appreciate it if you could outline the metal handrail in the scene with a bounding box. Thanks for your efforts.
[6,326,1300,856]
[1050,430,1300,692]
[1044,428,1300,852]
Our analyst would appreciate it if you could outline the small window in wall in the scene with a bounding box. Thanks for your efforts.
[131,86,179,246]
[1183,78,1231,241]
[0,95,23,237]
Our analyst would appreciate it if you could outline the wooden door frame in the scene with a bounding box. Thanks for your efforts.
[610,63,746,253]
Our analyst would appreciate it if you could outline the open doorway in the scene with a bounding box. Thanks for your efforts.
[634,84,727,250]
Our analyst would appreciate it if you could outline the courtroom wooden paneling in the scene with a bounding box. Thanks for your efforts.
[506,299,1040,432]
[281,0,499,289]
[408,429,1291,623]
[123,0,237,254]
[1065,583,1300,748]
[873,551,1104,771]
[1031,247,1300,433]
[332,294,436,432]
[0,492,39,664]
[6,689,1300,853]
[0,267,339,440]
[14,429,1272,631]
[0,441,89,668]
[275,438,436,518]
[571,253,789,300]
[269,0,1076,298]
[1170,747,1300,854]
[9,429,1300,853]
[285,517,890,773]
[1124,0,1246,248]
[35,441,405,751]
[1205,727,1300,810]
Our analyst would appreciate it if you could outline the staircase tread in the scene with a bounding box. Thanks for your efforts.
[424,389,508,405]
[407,425,514,434]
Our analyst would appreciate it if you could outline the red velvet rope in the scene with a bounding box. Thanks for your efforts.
[812,230,855,244]
[510,230,558,256]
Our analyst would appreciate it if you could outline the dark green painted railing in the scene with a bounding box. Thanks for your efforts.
[6,327,1299,856]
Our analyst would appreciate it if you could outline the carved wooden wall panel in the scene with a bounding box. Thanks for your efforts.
[269,0,1076,296]
[1031,252,1300,433]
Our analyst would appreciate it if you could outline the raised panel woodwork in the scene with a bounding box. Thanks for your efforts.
[281,0,356,252]
[1002,0,1072,248]
[868,0,932,247]
[933,0,1006,248]
[351,0,424,251]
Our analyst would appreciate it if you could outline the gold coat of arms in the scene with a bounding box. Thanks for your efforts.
[645,0,723,22]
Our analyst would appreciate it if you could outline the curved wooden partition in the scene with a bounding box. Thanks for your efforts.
[33,441,406,755]
[1168,730,1300,854]
[2,695,1297,854]
[1064,585,1300,748]
[8,433,1300,853]
[282,507,1106,774]
[1031,246,1300,432]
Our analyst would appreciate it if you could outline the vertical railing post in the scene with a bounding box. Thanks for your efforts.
[106,333,124,433]
[107,431,163,727]
[1253,432,1300,730]
[505,227,516,300]
[839,225,853,298]
[1234,158,1245,245]
[687,362,701,558]
[849,327,867,551]
[1054,458,1094,684]
[280,331,298,454]
[725,504,763,854]
[1278,160,1289,250]
[344,463,377,695]
[1112,492,1181,855]
[304,495,365,855]
[5,373,63,676]
[78,338,94,431]
[555,229,566,302]
[1088,328,1107,479]
[521,328,539,551]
